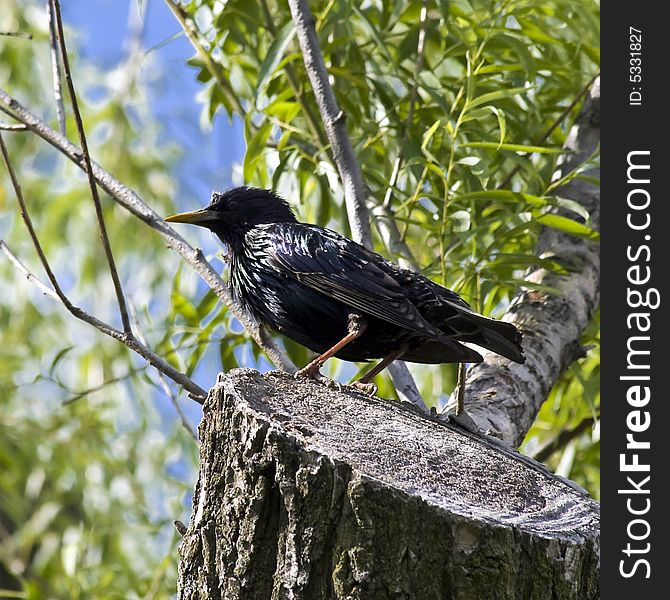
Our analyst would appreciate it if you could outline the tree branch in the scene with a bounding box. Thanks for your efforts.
[0,134,207,402]
[382,0,428,211]
[53,0,132,334]
[287,0,425,409]
[47,0,66,136]
[446,78,601,446]
[0,123,27,131]
[0,240,60,301]
[0,88,296,374]
[287,0,371,249]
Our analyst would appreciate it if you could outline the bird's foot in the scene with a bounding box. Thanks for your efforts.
[294,363,342,391]
[349,381,377,396]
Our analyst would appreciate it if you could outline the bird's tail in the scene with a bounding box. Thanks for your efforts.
[472,315,525,363]
[435,299,525,363]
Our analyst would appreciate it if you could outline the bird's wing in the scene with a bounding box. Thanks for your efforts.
[258,224,443,338]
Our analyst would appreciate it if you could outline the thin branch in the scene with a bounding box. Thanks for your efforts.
[0,31,33,39]
[156,371,199,440]
[258,0,329,152]
[62,367,143,405]
[287,0,372,249]
[288,0,425,409]
[0,123,27,131]
[0,240,60,301]
[0,87,296,373]
[529,417,597,463]
[371,204,419,271]
[372,0,427,273]
[47,0,67,136]
[52,0,132,334]
[1,132,207,401]
[0,133,73,309]
[373,1,428,272]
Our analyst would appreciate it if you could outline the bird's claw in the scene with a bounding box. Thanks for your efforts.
[349,381,377,396]
[294,362,321,380]
[294,364,341,391]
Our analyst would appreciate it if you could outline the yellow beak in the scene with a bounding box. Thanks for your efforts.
[164,208,219,225]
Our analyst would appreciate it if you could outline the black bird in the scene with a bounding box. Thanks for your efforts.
[165,187,524,394]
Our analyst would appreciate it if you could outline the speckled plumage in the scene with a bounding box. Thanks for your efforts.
[167,187,525,368]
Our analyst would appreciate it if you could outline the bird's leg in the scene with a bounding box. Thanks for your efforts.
[350,344,408,395]
[295,314,367,385]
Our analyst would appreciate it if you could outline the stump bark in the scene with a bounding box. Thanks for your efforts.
[177,369,599,600]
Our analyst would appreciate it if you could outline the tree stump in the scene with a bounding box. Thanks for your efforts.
[177,369,599,600]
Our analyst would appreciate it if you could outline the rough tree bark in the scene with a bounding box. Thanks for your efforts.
[177,369,599,599]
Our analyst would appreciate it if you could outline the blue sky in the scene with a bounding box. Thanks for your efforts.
[63,0,246,209]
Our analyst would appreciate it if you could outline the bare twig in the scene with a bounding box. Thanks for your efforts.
[53,0,132,334]
[0,88,296,373]
[0,240,60,301]
[62,367,143,405]
[371,204,420,271]
[374,1,429,272]
[155,370,199,440]
[373,0,427,273]
[0,31,33,39]
[0,134,207,401]
[288,0,425,409]
[1,133,73,310]
[47,0,67,136]
[0,123,27,131]
[258,0,329,151]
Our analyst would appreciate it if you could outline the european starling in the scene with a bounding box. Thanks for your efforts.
[165,187,524,392]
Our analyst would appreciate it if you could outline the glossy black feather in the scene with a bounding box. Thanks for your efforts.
[185,187,524,365]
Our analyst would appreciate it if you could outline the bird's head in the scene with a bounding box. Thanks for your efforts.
[165,186,297,246]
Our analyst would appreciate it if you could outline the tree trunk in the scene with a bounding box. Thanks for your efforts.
[177,369,599,599]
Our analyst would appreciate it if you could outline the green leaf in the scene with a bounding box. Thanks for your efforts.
[465,86,528,110]
[256,22,295,95]
[49,346,75,377]
[533,213,600,241]
[488,33,537,79]
[461,142,567,154]
[455,190,549,207]
[421,119,444,152]
[553,197,591,222]
[243,120,273,182]
[490,106,506,148]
